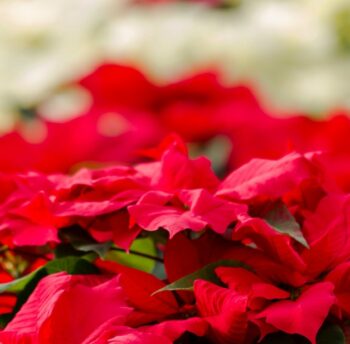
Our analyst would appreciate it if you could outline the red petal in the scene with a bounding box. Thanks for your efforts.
[302,194,350,278]
[217,152,320,201]
[256,282,335,344]
[194,280,248,344]
[96,260,179,317]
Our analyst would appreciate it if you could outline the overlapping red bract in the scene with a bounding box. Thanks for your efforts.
[2,63,350,194]
[0,140,239,250]
[0,64,349,343]
[0,133,348,343]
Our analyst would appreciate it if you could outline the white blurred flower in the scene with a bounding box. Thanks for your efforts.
[0,0,350,132]
[101,1,349,114]
[0,0,128,131]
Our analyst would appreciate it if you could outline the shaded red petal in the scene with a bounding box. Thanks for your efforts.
[326,262,350,317]
[302,194,350,278]
[194,280,248,344]
[256,282,335,344]
[233,217,306,271]
[96,260,179,318]
[216,267,289,310]
[140,317,208,341]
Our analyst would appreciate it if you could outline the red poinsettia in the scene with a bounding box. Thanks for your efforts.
[0,136,348,343]
[1,63,350,201]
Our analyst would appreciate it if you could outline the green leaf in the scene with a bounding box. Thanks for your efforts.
[0,269,44,294]
[193,136,232,177]
[72,241,113,258]
[59,226,112,258]
[0,313,13,329]
[105,238,157,273]
[0,256,98,295]
[0,255,99,326]
[317,325,345,344]
[155,259,250,294]
[45,256,99,275]
[264,201,309,248]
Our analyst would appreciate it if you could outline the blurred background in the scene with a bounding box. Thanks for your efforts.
[1,0,350,185]
[2,0,350,127]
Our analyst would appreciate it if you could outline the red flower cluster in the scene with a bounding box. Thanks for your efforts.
[1,64,350,195]
[0,136,349,343]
